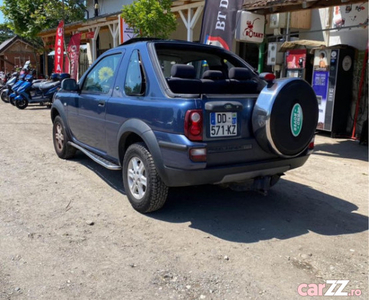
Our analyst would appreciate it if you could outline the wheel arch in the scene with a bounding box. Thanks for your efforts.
[50,102,73,141]
[117,119,168,185]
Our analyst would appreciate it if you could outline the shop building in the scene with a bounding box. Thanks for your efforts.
[38,0,367,138]
[0,36,41,75]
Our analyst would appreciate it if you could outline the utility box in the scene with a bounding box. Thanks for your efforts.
[269,13,287,29]
[267,42,284,65]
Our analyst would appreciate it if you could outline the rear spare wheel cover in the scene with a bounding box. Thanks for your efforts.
[252,79,318,157]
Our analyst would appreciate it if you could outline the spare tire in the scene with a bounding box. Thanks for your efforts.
[252,78,318,157]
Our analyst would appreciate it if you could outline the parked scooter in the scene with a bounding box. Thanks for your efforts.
[7,73,28,105]
[0,72,13,87]
[14,73,70,109]
[0,72,19,103]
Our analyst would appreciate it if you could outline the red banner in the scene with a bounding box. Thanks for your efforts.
[54,20,64,73]
[65,33,81,79]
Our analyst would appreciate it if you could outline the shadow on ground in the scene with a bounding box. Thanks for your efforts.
[71,152,368,244]
[148,180,368,243]
[314,134,368,162]
[73,152,125,194]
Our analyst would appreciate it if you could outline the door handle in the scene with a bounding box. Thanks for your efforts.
[98,100,105,107]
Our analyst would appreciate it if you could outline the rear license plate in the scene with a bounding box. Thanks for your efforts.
[210,112,237,137]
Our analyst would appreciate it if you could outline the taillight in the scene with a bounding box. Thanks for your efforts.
[264,73,276,81]
[307,137,315,153]
[185,109,203,141]
[259,72,276,86]
[308,137,315,150]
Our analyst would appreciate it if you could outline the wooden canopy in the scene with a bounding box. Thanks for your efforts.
[243,0,366,14]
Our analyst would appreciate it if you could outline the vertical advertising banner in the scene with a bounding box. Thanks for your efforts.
[312,49,331,129]
[200,0,244,50]
[54,20,64,74]
[65,33,81,79]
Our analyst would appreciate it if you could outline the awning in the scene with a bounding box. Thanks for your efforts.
[279,39,327,52]
[243,0,365,14]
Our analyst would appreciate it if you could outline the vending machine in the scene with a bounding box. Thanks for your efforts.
[285,49,313,84]
[285,49,306,78]
[311,45,356,136]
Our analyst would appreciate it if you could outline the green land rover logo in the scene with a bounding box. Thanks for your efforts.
[290,104,303,137]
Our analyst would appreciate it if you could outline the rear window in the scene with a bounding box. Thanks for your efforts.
[154,43,255,80]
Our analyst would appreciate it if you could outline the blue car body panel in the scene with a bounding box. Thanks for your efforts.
[51,40,318,187]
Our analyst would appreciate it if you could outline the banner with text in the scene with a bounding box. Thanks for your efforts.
[54,20,64,74]
[119,17,137,44]
[200,0,244,50]
[65,33,81,79]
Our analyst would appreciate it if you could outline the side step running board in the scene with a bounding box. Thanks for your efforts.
[68,141,121,171]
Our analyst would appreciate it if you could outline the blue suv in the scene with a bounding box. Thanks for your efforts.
[51,39,318,213]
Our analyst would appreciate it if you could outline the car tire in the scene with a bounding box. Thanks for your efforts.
[15,99,28,109]
[53,115,76,159]
[123,143,168,213]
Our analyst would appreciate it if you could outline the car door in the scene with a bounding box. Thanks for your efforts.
[68,53,123,152]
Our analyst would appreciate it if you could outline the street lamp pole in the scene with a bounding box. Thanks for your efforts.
[94,0,99,57]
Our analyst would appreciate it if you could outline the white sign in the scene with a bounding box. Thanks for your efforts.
[119,17,138,44]
[235,11,265,43]
[332,3,368,30]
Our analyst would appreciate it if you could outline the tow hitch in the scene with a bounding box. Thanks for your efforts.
[225,174,283,194]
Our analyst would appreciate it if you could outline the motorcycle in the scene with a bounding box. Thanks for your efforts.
[14,73,70,110]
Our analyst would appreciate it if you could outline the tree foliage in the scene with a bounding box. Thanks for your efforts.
[0,23,15,43]
[121,0,177,39]
[0,0,85,39]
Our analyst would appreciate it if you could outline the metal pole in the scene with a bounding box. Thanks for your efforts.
[258,21,266,73]
[94,0,99,59]
[285,12,291,42]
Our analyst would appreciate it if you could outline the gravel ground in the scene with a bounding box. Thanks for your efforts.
[0,101,368,300]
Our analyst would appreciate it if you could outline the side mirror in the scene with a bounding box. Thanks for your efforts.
[61,78,79,91]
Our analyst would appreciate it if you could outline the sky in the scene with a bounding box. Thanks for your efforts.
[0,0,4,24]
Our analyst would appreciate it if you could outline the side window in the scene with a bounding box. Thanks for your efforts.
[82,54,121,94]
[125,50,145,96]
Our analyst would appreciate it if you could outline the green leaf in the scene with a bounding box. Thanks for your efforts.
[1,0,85,39]
[121,0,177,39]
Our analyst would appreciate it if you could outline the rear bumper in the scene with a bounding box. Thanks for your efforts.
[161,155,310,187]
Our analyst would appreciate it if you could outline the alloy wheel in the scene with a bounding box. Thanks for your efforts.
[127,157,147,200]
[54,123,64,151]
